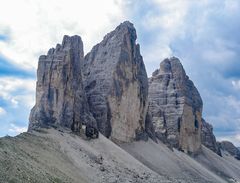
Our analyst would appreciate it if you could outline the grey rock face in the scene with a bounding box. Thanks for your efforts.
[147,57,203,153]
[219,141,240,160]
[201,119,221,156]
[145,110,157,143]
[83,21,148,142]
[29,35,96,131]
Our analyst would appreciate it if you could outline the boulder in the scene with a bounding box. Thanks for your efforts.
[83,21,148,142]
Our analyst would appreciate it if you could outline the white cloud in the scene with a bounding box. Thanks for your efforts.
[0,0,125,70]
[8,123,27,134]
[224,0,240,14]
[123,0,191,75]
[232,80,240,90]
[0,107,6,116]
[205,95,240,127]
[202,39,236,64]
[0,77,35,108]
[226,96,240,112]
[151,0,190,30]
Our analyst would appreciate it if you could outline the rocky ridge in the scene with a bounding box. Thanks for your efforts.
[218,141,240,160]
[29,21,238,157]
[1,20,239,183]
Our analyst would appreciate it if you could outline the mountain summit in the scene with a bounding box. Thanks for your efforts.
[29,21,148,143]
[1,21,240,183]
[29,35,96,132]
[147,57,203,153]
[83,21,148,142]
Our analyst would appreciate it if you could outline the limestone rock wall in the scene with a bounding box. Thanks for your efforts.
[29,35,96,131]
[201,119,221,156]
[29,21,229,151]
[83,21,148,142]
[147,57,203,153]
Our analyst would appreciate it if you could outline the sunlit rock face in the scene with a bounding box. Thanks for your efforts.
[147,57,203,153]
[29,35,96,132]
[201,119,221,156]
[83,21,148,142]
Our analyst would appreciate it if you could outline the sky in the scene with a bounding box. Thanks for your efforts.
[0,0,239,146]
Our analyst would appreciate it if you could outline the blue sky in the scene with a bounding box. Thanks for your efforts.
[0,0,239,146]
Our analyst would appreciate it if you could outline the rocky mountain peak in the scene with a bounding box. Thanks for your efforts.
[160,57,183,72]
[45,35,83,56]
[103,21,137,44]
[83,21,148,142]
[29,35,96,131]
[61,35,83,52]
[147,57,203,153]
[28,21,236,156]
[29,21,148,142]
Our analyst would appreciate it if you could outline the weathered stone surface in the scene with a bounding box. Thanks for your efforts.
[145,110,157,142]
[218,141,240,160]
[83,21,148,142]
[201,119,221,156]
[29,35,96,131]
[147,57,202,153]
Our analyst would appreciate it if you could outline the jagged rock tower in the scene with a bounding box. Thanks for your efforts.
[147,57,203,153]
[28,20,238,159]
[83,21,148,142]
[29,35,96,131]
[29,21,148,142]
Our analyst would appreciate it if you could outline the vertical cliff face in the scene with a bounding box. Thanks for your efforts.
[147,57,203,153]
[28,22,148,142]
[83,21,148,142]
[28,21,228,154]
[201,119,221,156]
[29,35,96,131]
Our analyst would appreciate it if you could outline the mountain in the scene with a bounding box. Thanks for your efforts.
[1,21,240,183]
[218,141,240,160]
[82,21,148,142]
[29,35,96,131]
[147,57,203,154]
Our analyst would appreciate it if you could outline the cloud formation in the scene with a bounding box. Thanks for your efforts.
[0,107,6,116]
[0,77,35,136]
[9,123,28,134]
[0,0,125,70]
